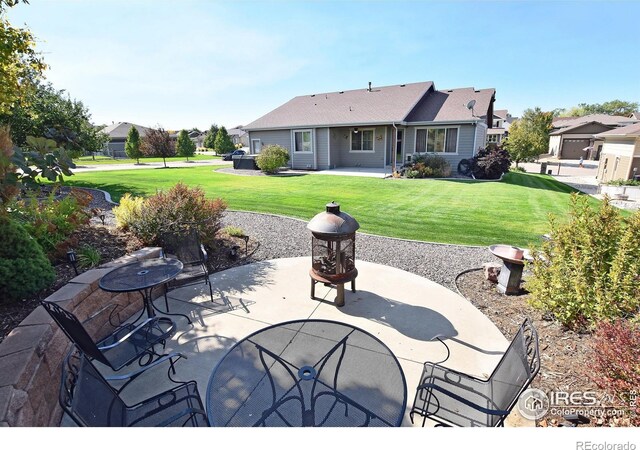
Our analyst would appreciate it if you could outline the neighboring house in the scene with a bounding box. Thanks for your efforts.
[548,114,638,160]
[630,112,640,120]
[595,122,640,183]
[101,122,152,158]
[485,109,516,145]
[244,81,495,172]
[189,130,205,148]
[227,126,249,147]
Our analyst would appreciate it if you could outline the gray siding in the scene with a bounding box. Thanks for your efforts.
[247,129,291,154]
[315,128,329,170]
[403,124,477,173]
[328,126,386,168]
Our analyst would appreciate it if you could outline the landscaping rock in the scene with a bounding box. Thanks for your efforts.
[483,262,501,283]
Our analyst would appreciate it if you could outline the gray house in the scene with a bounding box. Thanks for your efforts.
[101,122,152,158]
[244,81,495,172]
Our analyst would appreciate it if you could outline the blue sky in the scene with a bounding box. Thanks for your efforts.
[8,0,640,131]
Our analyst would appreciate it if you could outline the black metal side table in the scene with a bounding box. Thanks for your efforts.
[100,258,190,323]
[206,319,407,427]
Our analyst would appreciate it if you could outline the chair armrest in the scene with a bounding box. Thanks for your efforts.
[200,244,208,263]
[415,382,510,417]
[104,352,186,382]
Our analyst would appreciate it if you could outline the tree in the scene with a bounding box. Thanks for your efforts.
[503,107,553,167]
[176,129,196,161]
[558,100,639,117]
[141,127,174,168]
[0,82,109,158]
[214,126,235,154]
[124,126,142,164]
[202,124,218,150]
[0,1,47,116]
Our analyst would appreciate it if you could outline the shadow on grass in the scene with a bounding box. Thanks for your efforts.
[443,172,581,194]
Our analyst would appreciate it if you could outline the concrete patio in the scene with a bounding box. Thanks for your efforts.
[101,256,530,427]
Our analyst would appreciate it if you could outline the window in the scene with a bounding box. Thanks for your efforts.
[486,134,499,144]
[294,130,312,153]
[415,127,458,153]
[351,129,374,152]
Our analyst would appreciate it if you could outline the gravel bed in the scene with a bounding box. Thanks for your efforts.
[75,189,499,289]
[222,211,498,290]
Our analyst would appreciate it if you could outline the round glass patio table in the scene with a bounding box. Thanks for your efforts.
[99,257,183,320]
[206,319,407,427]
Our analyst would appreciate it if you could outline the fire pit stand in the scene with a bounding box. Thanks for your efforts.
[307,202,360,307]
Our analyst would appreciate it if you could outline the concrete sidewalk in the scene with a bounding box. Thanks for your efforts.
[110,257,531,427]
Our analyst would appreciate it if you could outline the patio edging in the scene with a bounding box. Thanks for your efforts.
[0,247,163,427]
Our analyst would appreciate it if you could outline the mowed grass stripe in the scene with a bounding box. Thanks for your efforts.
[65,167,600,247]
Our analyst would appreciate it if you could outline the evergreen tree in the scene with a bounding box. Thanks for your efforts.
[214,126,235,154]
[124,125,142,163]
[203,124,218,150]
[176,129,196,161]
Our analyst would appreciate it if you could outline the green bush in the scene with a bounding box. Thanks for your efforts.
[255,145,290,174]
[527,194,640,330]
[471,146,511,179]
[404,154,451,178]
[129,182,227,249]
[606,179,640,186]
[223,225,245,237]
[113,193,144,231]
[77,244,101,269]
[10,188,91,260]
[0,215,55,303]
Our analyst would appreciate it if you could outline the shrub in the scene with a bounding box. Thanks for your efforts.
[403,154,451,178]
[10,187,92,260]
[606,179,640,186]
[590,319,640,425]
[0,215,55,303]
[77,244,101,269]
[112,193,144,231]
[470,146,511,179]
[223,225,245,237]
[255,145,290,174]
[527,194,640,330]
[129,182,227,249]
[511,166,527,173]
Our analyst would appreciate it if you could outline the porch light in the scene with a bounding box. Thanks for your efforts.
[353,127,359,134]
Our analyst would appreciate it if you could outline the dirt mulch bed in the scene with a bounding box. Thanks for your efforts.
[0,222,259,346]
[456,269,633,427]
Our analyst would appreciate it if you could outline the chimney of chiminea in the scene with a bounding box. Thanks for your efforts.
[368,82,372,92]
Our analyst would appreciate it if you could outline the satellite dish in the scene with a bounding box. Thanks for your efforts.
[466,99,476,110]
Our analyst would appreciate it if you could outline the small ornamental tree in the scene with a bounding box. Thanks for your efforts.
[141,127,174,168]
[214,126,235,154]
[256,144,290,174]
[470,146,511,179]
[203,124,218,150]
[176,129,196,161]
[124,125,142,163]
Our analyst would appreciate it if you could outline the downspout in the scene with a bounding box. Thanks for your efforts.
[472,121,478,157]
[392,122,398,174]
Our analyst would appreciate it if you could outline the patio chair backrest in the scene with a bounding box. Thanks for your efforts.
[60,345,127,427]
[41,301,111,367]
[487,318,540,426]
[160,228,203,265]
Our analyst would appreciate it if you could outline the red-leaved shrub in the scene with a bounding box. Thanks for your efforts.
[590,319,640,425]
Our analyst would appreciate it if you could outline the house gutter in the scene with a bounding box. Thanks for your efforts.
[245,119,479,132]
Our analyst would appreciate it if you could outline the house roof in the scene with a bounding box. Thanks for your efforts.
[403,87,495,122]
[227,128,247,137]
[630,112,640,120]
[101,122,152,139]
[551,114,636,130]
[494,109,509,119]
[549,121,615,136]
[487,128,506,135]
[245,82,435,130]
[595,122,640,138]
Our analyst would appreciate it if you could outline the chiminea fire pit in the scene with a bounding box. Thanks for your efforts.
[307,202,359,307]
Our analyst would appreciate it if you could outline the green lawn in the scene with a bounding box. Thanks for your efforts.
[65,167,599,247]
[73,154,220,165]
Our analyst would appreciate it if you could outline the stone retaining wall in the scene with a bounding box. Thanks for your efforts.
[0,247,163,427]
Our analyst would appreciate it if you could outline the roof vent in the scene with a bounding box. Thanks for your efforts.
[339,91,344,94]
[400,84,406,87]
[446,89,453,93]
[367,82,372,92]
[311,94,315,97]
[474,89,481,93]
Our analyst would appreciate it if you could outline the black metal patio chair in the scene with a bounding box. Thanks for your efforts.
[410,318,540,427]
[159,227,215,308]
[41,300,183,389]
[60,345,209,427]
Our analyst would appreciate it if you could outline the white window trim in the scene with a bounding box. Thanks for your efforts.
[291,129,314,154]
[251,138,261,154]
[349,128,376,153]
[413,126,460,155]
